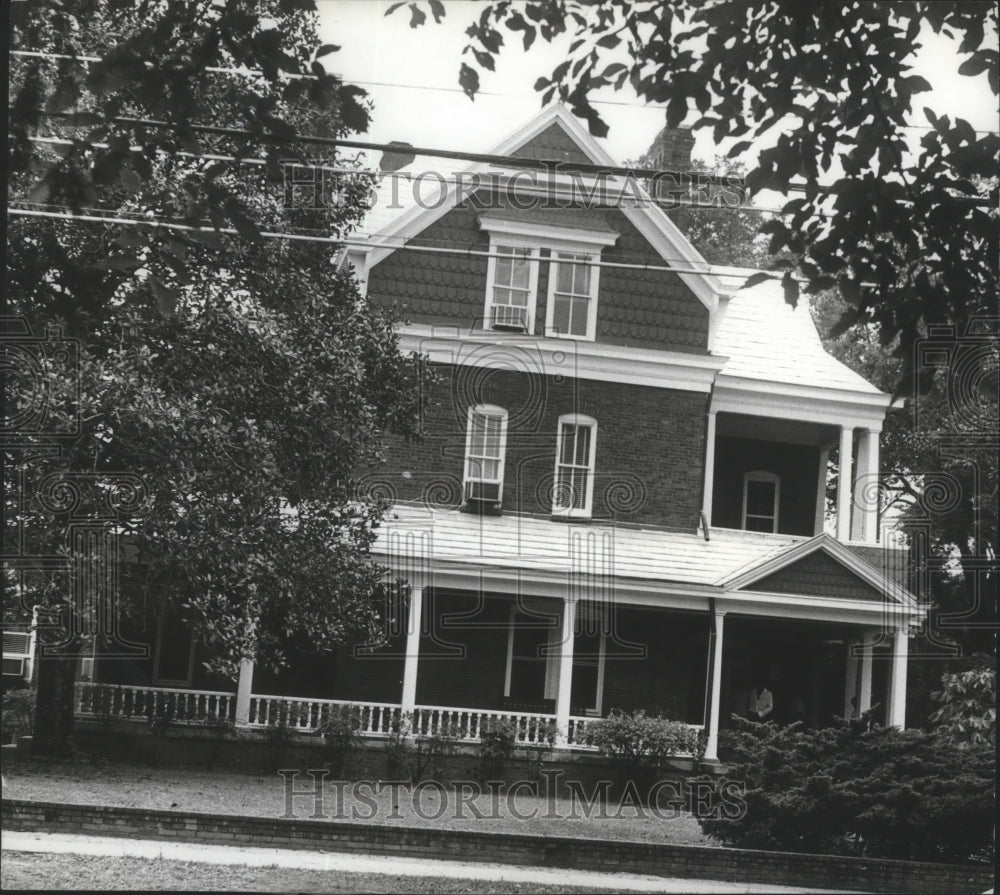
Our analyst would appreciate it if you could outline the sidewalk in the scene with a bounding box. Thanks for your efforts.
[3,830,847,894]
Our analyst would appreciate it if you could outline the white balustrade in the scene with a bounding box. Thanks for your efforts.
[75,682,235,723]
[246,694,401,735]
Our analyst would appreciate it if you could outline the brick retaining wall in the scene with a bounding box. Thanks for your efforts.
[2,799,992,894]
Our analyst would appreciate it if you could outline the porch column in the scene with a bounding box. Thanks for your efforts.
[554,598,577,747]
[702,410,718,527]
[858,629,874,714]
[814,445,831,535]
[887,627,909,728]
[235,658,254,726]
[703,608,726,762]
[400,584,424,716]
[836,426,855,540]
[851,428,880,544]
[843,639,860,719]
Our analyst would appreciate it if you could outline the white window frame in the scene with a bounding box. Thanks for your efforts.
[463,404,508,503]
[545,251,601,341]
[504,603,559,701]
[552,413,598,518]
[483,240,540,334]
[479,217,617,340]
[742,471,781,533]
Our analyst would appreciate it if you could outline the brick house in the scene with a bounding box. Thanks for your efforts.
[84,105,923,761]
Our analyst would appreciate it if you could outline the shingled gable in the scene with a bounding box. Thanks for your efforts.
[719,533,917,608]
[360,103,721,314]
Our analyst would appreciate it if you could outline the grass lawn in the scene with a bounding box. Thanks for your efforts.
[0,852,635,893]
[0,752,716,846]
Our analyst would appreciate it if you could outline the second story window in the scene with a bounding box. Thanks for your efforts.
[743,471,780,533]
[485,246,539,333]
[546,252,599,340]
[464,405,508,506]
[553,414,597,517]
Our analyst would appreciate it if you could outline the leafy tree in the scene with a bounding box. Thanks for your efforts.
[397,0,999,390]
[706,716,995,862]
[6,1,424,755]
[929,663,996,747]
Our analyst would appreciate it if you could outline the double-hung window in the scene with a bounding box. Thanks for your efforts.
[464,405,508,505]
[742,471,780,533]
[546,252,599,340]
[489,246,535,331]
[479,217,616,339]
[553,414,597,517]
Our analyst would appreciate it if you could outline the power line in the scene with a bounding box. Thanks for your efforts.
[13,48,998,135]
[10,205,804,282]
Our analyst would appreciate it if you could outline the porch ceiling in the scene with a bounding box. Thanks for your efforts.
[715,412,837,446]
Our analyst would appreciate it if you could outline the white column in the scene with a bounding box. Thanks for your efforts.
[888,628,909,728]
[703,609,726,762]
[554,598,577,747]
[702,410,718,527]
[836,426,855,541]
[851,428,880,543]
[814,446,830,535]
[235,658,254,726]
[858,629,874,714]
[843,640,859,719]
[400,584,424,716]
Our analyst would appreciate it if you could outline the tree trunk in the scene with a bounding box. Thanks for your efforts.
[31,635,81,757]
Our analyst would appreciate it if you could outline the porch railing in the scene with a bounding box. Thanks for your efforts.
[246,694,400,736]
[412,705,561,745]
[76,682,235,723]
[73,685,700,753]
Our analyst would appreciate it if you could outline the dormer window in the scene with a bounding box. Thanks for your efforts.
[479,217,617,340]
[487,246,537,332]
[464,405,508,507]
[742,471,780,533]
[553,414,597,518]
[546,252,599,340]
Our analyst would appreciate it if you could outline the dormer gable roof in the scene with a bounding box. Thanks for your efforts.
[356,103,721,313]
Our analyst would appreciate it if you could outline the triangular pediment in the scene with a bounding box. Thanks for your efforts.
[362,103,720,313]
[720,534,916,607]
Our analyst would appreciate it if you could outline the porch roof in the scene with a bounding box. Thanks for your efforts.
[374,503,801,588]
[712,271,885,396]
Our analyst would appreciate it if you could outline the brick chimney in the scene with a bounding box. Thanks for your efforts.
[646,125,695,173]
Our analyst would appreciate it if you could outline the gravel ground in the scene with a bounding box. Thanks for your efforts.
[0,753,717,847]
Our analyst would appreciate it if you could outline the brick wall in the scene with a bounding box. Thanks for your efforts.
[711,436,820,535]
[3,799,991,894]
[364,364,708,530]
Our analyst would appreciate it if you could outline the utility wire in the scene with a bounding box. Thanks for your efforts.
[13,49,998,134]
[10,205,804,282]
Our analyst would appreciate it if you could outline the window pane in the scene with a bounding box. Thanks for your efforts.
[574,260,591,294]
[556,260,574,293]
[572,469,588,508]
[481,458,499,479]
[574,425,591,466]
[496,256,511,284]
[552,296,570,335]
[512,256,530,289]
[569,296,589,336]
[746,480,776,517]
[745,515,774,533]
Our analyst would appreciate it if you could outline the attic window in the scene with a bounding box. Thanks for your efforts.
[743,471,780,533]
[479,217,617,339]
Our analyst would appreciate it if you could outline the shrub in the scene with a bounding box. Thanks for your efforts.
[929,660,996,749]
[589,709,699,797]
[702,714,995,863]
[385,712,462,784]
[320,704,362,777]
[477,717,517,782]
[1,686,35,744]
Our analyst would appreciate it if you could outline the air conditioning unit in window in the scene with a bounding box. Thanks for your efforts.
[463,480,502,513]
[491,305,528,332]
[2,656,26,678]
